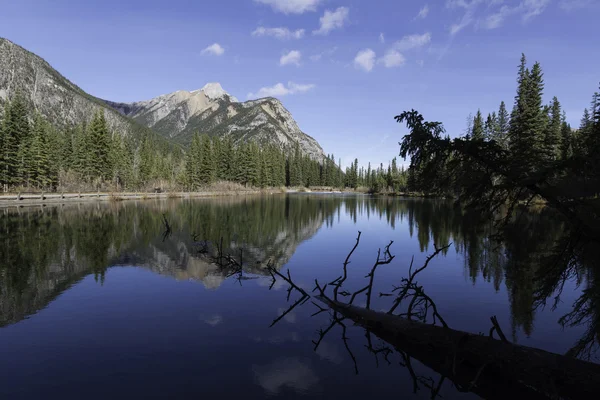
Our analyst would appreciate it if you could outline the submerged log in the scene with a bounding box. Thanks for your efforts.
[317,296,600,400]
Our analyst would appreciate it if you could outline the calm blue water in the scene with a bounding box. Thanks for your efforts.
[0,194,586,399]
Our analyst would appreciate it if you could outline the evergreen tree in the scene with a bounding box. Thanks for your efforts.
[484,112,498,141]
[509,55,545,173]
[472,110,484,140]
[496,101,510,149]
[29,114,51,188]
[72,122,90,179]
[185,133,201,189]
[3,93,30,187]
[543,96,562,162]
[561,118,573,160]
[290,142,303,187]
[87,111,111,181]
[198,134,215,185]
[0,106,5,190]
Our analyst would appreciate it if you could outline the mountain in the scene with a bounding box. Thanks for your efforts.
[0,37,326,160]
[105,84,326,159]
[0,37,160,143]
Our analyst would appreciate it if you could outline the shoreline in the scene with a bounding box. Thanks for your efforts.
[0,190,270,208]
[0,188,439,208]
[0,187,355,208]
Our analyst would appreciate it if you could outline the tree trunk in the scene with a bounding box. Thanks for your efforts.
[317,296,600,400]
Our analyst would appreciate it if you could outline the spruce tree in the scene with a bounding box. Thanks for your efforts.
[496,101,510,148]
[88,111,111,181]
[198,134,215,185]
[185,133,201,189]
[0,105,6,190]
[561,119,573,160]
[509,55,545,173]
[4,93,30,187]
[30,114,51,188]
[484,112,498,141]
[472,110,484,140]
[543,97,562,162]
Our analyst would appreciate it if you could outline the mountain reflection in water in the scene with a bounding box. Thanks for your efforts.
[0,194,598,399]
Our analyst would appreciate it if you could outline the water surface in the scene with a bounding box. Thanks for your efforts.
[0,195,587,399]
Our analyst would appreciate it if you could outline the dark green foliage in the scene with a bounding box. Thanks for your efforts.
[472,110,484,140]
[198,134,215,185]
[484,112,498,142]
[495,101,510,149]
[0,92,339,192]
[509,57,546,173]
[543,97,562,162]
[2,92,29,188]
[87,111,112,182]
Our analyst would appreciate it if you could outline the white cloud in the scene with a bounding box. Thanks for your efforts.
[480,0,550,30]
[313,7,349,35]
[446,0,483,35]
[446,0,551,33]
[522,0,551,20]
[481,4,515,29]
[310,47,338,61]
[254,0,322,14]
[416,59,425,67]
[201,43,225,56]
[280,50,302,66]
[252,27,305,40]
[416,4,430,19]
[379,50,406,68]
[379,32,385,43]
[354,49,376,72]
[559,0,594,11]
[393,32,432,51]
[247,81,316,99]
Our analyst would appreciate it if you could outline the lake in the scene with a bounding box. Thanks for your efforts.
[0,194,589,399]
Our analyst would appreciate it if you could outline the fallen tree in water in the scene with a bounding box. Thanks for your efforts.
[316,295,600,400]
[263,231,600,400]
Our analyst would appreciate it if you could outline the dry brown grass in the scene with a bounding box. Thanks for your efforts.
[108,193,124,202]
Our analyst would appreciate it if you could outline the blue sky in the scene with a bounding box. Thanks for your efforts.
[2,0,599,168]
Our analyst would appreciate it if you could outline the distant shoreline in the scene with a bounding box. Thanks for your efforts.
[0,187,354,208]
[0,188,440,208]
[0,190,269,208]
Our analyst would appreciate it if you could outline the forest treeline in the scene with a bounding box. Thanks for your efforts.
[401,53,599,197]
[356,53,599,195]
[0,93,345,192]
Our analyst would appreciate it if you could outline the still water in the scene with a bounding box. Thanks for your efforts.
[0,194,588,399]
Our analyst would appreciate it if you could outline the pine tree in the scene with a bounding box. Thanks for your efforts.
[0,105,7,190]
[185,133,201,189]
[543,97,562,162]
[290,142,303,187]
[29,114,51,188]
[198,134,215,185]
[87,111,111,181]
[3,93,30,187]
[561,118,573,160]
[61,126,74,172]
[496,101,510,148]
[72,121,89,179]
[509,55,545,173]
[472,110,484,140]
[484,112,498,141]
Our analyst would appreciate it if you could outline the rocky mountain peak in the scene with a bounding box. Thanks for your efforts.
[193,82,237,102]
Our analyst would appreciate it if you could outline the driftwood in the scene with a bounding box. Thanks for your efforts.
[317,296,600,400]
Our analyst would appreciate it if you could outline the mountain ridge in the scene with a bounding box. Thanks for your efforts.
[105,84,325,159]
[0,37,326,159]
